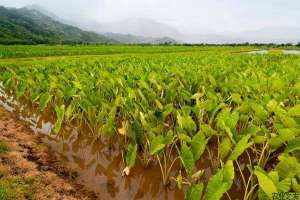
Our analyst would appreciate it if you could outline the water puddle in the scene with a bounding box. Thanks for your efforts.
[282,50,300,54]
[246,50,268,54]
[0,85,246,200]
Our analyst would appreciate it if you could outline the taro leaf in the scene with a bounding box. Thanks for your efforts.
[277,114,297,128]
[30,90,40,103]
[254,167,278,199]
[39,92,52,111]
[269,136,284,149]
[217,108,239,130]
[267,100,284,115]
[208,75,216,86]
[16,81,27,99]
[241,125,261,136]
[129,121,142,145]
[204,160,234,200]
[253,135,266,144]
[79,98,92,112]
[150,135,165,155]
[228,134,253,161]
[278,128,298,142]
[219,137,232,160]
[228,111,239,129]
[268,171,291,192]
[292,178,300,193]
[185,183,204,200]
[162,103,174,117]
[191,132,207,161]
[180,144,194,176]
[163,130,174,145]
[252,104,268,120]
[63,85,77,99]
[102,106,117,136]
[54,105,65,134]
[4,78,14,89]
[201,124,217,137]
[231,93,242,104]
[284,137,300,153]
[155,99,164,110]
[65,103,74,121]
[288,104,300,117]
[126,144,137,168]
[178,133,192,143]
[277,178,292,192]
[139,112,149,129]
[268,171,280,184]
[267,100,278,112]
[181,106,192,116]
[177,113,197,133]
[237,102,251,114]
[275,154,300,179]
[217,108,239,143]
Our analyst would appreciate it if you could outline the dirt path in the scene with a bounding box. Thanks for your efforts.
[0,107,97,200]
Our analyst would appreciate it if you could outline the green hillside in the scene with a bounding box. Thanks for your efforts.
[0,6,117,44]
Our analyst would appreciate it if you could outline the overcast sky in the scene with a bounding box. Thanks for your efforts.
[1,0,300,34]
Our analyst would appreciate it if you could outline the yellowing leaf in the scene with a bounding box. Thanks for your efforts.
[288,104,300,117]
[254,167,278,199]
[118,121,128,136]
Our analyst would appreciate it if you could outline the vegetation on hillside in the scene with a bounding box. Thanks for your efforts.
[0,6,117,45]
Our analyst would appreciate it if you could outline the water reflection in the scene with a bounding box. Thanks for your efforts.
[40,128,185,200]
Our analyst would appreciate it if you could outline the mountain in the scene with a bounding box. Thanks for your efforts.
[94,18,181,38]
[103,33,177,44]
[0,6,117,44]
[24,4,77,28]
[93,17,300,44]
[73,18,247,44]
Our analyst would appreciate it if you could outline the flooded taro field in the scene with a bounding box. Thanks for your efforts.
[0,45,299,200]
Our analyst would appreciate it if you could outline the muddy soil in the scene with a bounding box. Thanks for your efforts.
[0,107,97,200]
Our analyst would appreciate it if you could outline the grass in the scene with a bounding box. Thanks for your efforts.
[0,140,10,153]
[0,176,35,200]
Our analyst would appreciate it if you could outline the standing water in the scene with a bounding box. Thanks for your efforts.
[246,50,268,54]
[282,50,300,54]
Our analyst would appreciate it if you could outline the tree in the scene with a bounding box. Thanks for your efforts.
[297,42,300,47]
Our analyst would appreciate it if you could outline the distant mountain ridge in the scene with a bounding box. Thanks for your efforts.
[103,32,177,44]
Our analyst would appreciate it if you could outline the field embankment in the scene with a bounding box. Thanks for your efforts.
[0,107,97,200]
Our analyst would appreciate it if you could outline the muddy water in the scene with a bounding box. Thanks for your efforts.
[0,84,245,200]
[40,132,184,200]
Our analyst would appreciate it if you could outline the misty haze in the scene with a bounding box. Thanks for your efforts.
[1,0,300,43]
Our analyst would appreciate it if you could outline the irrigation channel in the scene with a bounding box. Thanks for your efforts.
[0,82,251,200]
